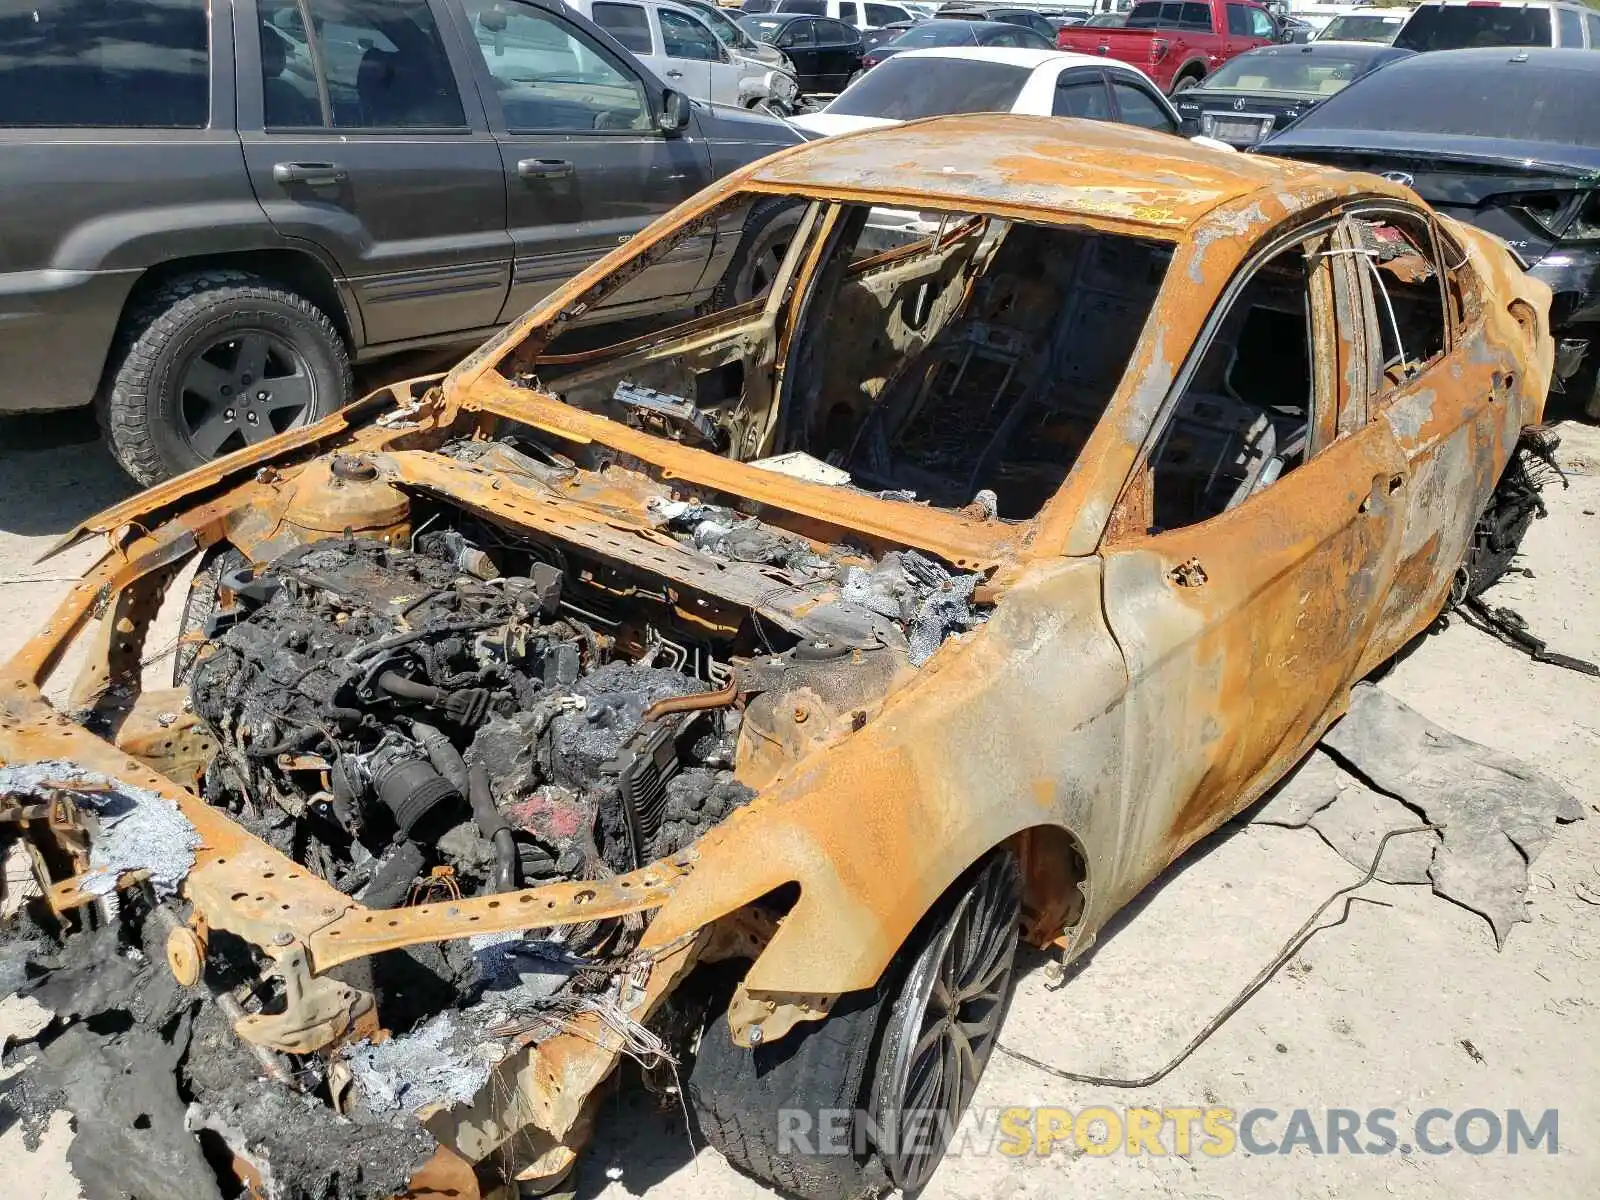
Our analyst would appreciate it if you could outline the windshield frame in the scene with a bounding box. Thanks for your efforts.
[1316,12,1404,42]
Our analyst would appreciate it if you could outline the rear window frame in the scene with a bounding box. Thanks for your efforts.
[1285,54,1600,148]
[825,52,1030,116]
[0,0,212,130]
[1395,2,1554,52]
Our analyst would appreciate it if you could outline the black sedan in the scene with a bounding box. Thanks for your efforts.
[1172,41,1412,148]
[1259,47,1600,416]
[738,12,866,92]
[861,16,1053,68]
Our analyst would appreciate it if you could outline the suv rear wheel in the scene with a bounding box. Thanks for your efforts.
[689,851,1022,1200]
[712,199,807,309]
[99,270,352,485]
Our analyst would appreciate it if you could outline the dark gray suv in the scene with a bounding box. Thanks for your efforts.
[0,0,802,483]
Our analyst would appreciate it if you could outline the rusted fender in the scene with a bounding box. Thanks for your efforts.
[641,556,1129,995]
[1445,217,1555,422]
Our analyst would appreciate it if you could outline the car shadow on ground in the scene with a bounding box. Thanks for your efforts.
[0,352,470,542]
[0,410,137,539]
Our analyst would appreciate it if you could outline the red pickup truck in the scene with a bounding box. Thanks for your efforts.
[1057,0,1278,94]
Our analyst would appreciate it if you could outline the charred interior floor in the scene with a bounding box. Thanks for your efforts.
[0,196,1452,1199]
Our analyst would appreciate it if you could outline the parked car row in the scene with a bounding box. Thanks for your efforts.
[0,0,806,483]
[5,0,1597,485]
[1259,47,1600,417]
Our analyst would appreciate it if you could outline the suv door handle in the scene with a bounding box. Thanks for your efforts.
[517,158,575,180]
[665,68,684,78]
[272,161,347,187]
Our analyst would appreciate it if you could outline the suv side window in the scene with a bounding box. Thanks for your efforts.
[1112,78,1175,131]
[1248,6,1274,37]
[1180,1,1213,30]
[659,8,722,58]
[1226,2,1250,35]
[1588,10,1600,45]
[591,1,655,52]
[0,0,208,128]
[461,0,651,131]
[865,3,908,23]
[1558,5,1583,45]
[267,0,464,130]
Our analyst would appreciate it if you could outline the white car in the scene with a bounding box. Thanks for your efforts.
[790,47,1194,139]
[570,0,800,109]
[789,48,1231,249]
[1311,7,1410,40]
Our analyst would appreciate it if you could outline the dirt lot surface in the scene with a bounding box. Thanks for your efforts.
[1,411,1596,1200]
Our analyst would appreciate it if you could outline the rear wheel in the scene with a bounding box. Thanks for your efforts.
[689,852,1022,1200]
[1452,427,1561,604]
[1171,73,1202,93]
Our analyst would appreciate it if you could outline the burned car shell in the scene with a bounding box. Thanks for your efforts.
[0,116,1552,1193]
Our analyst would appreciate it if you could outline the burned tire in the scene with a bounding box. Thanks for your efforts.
[689,852,1022,1200]
[99,270,352,486]
[711,199,807,309]
[172,546,247,686]
[1453,428,1562,604]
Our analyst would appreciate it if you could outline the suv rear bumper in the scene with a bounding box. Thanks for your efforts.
[0,268,140,412]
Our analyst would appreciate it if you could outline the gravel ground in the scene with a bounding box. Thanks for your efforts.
[1,412,1596,1200]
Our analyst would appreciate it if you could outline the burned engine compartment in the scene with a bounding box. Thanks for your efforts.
[189,533,754,955]
[0,477,992,1199]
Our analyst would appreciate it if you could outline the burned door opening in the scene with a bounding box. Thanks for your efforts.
[1097,218,1411,902]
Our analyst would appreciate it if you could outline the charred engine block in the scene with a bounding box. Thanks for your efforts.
[188,535,750,909]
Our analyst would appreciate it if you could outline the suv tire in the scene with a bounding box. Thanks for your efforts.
[99,270,352,486]
[688,851,1022,1200]
[712,199,807,309]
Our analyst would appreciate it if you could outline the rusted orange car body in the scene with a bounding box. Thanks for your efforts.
[0,117,1553,1193]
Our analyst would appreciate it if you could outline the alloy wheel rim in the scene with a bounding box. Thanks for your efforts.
[876,855,1020,1192]
[739,233,794,302]
[177,330,317,460]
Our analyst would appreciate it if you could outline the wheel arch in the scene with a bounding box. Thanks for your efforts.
[644,554,1125,1027]
[96,248,358,398]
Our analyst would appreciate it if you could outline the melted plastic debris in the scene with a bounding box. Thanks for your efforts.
[1255,684,1584,946]
[345,937,579,1121]
[468,932,579,1004]
[841,551,986,666]
[647,499,835,575]
[344,1011,507,1120]
[0,759,199,899]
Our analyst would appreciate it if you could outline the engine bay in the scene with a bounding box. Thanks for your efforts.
[189,534,753,948]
